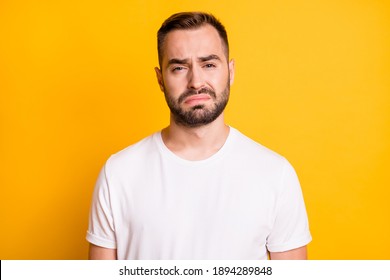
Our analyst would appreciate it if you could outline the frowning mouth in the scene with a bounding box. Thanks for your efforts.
[178,88,216,104]
[184,94,211,105]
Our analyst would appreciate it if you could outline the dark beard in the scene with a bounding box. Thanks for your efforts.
[164,82,230,128]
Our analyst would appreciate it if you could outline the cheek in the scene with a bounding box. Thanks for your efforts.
[209,73,229,89]
[164,76,186,94]
[164,81,179,95]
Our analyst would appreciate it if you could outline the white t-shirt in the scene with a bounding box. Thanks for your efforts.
[86,127,311,259]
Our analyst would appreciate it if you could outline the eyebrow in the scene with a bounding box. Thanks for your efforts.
[198,54,221,62]
[167,58,189,66]
[167,54,221,66]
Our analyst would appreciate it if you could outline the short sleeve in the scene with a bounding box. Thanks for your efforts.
[266,159,312,252]
[86,164,117,249]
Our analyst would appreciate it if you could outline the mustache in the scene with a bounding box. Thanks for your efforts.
[178,88,216,104]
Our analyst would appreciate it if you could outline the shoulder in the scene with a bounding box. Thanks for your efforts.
[104,132,160,175]
[230,128,302,196]
[230,127,287,166]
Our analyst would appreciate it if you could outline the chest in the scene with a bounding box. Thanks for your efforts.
[111,160,279,239]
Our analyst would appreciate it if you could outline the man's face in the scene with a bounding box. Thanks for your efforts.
[155,24,235,127]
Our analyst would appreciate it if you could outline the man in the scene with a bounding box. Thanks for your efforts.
[87,12,311,260]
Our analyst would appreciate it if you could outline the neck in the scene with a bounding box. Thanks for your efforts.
[161,113,230,161]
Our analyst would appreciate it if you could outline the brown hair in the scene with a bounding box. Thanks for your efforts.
[157,12,229,66]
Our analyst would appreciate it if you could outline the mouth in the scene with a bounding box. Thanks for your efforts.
[183,94,211,106]
[178,87,216,104]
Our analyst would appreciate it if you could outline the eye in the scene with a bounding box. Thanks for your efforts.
[204,63,216,68]
[172,66,185,72]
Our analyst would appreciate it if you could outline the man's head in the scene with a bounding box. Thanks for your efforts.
[155,12,235,128]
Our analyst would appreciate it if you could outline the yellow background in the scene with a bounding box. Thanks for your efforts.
[1,0,389,259]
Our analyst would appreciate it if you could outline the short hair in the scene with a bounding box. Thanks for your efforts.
[157,12,229,66]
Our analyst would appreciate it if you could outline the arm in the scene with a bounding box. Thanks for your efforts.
[269,245,307,260]
[88,243,117,260]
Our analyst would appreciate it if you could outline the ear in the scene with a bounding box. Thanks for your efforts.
[154,67,164,92]
[228,59,235,86]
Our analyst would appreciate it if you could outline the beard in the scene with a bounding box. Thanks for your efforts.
[163,80,230,128]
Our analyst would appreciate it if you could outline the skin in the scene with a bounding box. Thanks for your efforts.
[89,244,116,260]
[89,24,307,260]
[270,246,307,260]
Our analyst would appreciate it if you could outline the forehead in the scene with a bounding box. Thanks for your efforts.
[161,24,226,64]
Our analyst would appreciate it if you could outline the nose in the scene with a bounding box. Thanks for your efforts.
[187,66,204,90]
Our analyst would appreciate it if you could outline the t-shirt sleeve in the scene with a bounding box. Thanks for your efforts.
[86,164,117,249]
[266,159,312,252]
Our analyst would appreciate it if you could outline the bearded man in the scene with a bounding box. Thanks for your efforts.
[87,12,312,260]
